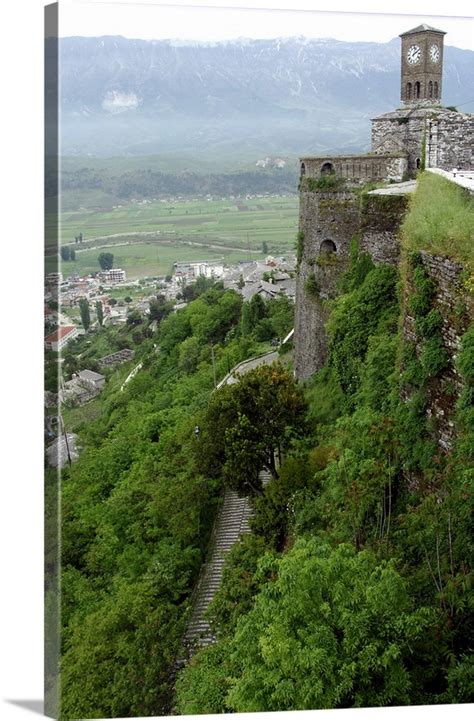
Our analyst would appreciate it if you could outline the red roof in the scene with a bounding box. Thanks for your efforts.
[45,326,76,343]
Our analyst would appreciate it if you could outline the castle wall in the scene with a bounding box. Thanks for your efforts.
[294,183,410,380]
[371,110,474,173]
[294,188,358,380]
[435,113,474,170]
[300,154,407,184]
[360,193,410,266]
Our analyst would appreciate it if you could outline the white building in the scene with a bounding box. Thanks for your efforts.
[99,268,127,283]
[44,325,78,352]
[173,259,224,279]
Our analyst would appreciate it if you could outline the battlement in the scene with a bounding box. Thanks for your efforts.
[299,153,408,185]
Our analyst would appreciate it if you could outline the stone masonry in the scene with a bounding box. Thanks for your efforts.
[294,22,473,381]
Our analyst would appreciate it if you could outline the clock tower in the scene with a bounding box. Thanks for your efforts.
[400,24,446,105]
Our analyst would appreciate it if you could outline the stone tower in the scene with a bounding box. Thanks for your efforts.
[294,23,473,381]
[400,24,445,106]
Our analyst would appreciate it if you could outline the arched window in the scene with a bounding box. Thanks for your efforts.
[416,158,421,169]
[415,81,421,99]
[428,81,433,98]
[434,82,438,98]
[320,162,335,177]
[300,162,306,176]
[406,82,412,99]
[320,239,337,254]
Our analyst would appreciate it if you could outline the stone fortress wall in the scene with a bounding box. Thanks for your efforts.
[371,108,474,173]
[300,154,408,184]
[294,22,473,381]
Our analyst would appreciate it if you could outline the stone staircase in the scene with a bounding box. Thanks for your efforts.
[183,469,271,653]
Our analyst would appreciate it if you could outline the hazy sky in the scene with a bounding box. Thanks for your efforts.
[59,0,474,49]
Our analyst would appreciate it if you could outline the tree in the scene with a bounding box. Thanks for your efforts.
[177,541,435,714]
[249,294,266,326]
[149,295,171,324]
[124,296,133,304]
[70,249,76,261]
[95,300,104,327]
[197,364,306,494]
[237,274,245,290]
[98,252,114,271]
[262,241,268,255]
[79,298,91,331]
[108,297,117,306]
[60,246,71,261]
[126,309,142,327]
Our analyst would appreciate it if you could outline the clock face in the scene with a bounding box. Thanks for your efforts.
[429,43,440,63]
[407,44,421,65]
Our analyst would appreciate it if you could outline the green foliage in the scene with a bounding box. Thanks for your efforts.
[338,244,375,293]
[241,294,294,342]
[419,336,449,377]
[327,265,398,402]
[95,300,104,327]
[409,266,436,317]
[306,175,346,192]
[206,534,268,636]
[60,245,72,261]
[178,541,435,713]
[58,285,261,718]
[401,172,474,273]
[98,251,114,270]
[78,297,91,331]
[251,454,316,550]
[149,294,173,323]
[176,641,233,715]
[197,364,307,493]
[304,274,320,297]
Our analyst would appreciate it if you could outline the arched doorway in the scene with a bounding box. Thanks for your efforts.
[320,162,335,177]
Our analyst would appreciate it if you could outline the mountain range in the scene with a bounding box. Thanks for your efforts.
[54,35,474,158]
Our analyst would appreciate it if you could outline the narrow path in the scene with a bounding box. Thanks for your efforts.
[177,345,279,664]
[183,470,271,652]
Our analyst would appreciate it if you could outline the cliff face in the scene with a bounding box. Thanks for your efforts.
[401,252,472,452]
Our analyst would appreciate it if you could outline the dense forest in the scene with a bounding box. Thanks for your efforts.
[49,174,473,717]
[48,285,294,719]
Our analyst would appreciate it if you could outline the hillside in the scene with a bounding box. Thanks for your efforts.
[49,175,474,716]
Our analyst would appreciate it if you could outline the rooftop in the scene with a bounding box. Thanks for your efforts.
[399,24,446,37]
[45,326,76,343]
[78,369,106,382]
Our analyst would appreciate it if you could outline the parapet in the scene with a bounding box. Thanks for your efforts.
[299,153,408,186]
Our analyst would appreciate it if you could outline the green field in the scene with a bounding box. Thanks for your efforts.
[48,242,253,279]
[47,194,299,278]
